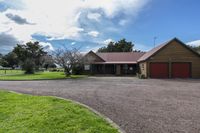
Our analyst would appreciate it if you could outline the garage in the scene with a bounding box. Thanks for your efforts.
[172,63,191,78]
[150,63,169,78]
[138,38,200,78]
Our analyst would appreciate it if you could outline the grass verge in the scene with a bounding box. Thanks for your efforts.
[0,71,87,80]
[0,90,119,133]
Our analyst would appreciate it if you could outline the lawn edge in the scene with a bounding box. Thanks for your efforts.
[0,76,88,81]
[7,90,126,133]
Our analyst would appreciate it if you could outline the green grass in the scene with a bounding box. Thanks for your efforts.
[0,69,24,75]
[0,90,119,133]
[0,71,87,80]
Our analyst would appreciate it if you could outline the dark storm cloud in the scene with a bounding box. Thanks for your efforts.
[5,13,35,25]
[0,33,19,54]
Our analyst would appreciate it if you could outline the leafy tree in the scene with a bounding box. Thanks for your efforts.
[0,58,8,68]
[2,52,19,69]
[13,42,47,74]
[98,39,134,52]
[22,59,35,74]
[0,54,8,68]
[0,54,4,67]
[191,45,200,54]
[0,53,3,58]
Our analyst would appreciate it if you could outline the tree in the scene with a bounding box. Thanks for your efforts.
[0,57,8,68]
[98,39,134,52]
[54,48,83,76]
[0,53,3,58]
[0,54,4,67]
[2,52,19,69]
[190,45,200,54]
[41,55,56,70]
[21,59,35,74]
[13,42,47,74]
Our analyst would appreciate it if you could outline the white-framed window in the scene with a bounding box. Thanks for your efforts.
[84,65,90,70]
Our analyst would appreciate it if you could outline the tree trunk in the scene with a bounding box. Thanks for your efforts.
[64,67,71,77]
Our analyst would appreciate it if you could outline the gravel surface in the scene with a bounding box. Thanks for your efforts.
[0,77,200,133]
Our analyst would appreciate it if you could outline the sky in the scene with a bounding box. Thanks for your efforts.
[0,0,200,54]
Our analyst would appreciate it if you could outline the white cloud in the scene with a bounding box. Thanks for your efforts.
[88,31,100,37]
[87,13,101,21]
[84,0,148,18]
[39,42,54,52]
[103,38,115,44]
[119,19,129,26]
[0,0,149,50]
[71,42,76,45]
[187,40,200,47]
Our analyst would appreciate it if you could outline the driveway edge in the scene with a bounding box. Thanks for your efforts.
[8,90,126,133]
[53,96,126,133]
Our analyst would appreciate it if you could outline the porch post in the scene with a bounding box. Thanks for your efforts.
[90,64,93,74]
[116,65,121,75]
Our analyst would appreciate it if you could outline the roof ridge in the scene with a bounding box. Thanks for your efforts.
[96,51,146,54]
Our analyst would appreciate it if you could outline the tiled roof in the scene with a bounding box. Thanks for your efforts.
[96,52,145,63]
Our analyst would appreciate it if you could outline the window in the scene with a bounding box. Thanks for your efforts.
[123,64,128,70]
[84,65,90,70]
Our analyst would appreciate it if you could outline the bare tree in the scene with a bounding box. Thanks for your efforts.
[54,48,83,76]
[41,54,55,70]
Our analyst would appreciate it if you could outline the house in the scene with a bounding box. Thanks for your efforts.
[83,51,145,75]
[138,38,200,78]
[83,38,200,78]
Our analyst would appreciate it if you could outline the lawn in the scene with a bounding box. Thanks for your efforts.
[0,90,119,133]
[0,71,87,80]
[0,69,24,75]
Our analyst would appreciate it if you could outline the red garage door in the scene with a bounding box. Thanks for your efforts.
[150,63,169,78]
[172,63,191,78]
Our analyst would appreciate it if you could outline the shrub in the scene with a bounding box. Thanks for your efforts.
[72,65,84,75]
[49,68,58,72]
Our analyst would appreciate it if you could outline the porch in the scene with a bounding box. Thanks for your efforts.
[90,64,138,75]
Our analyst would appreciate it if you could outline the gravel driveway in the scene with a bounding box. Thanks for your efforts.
[1,77,200,133]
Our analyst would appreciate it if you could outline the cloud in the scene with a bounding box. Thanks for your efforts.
[5,13,34,25]
[187,40,200,47]
[0,33,19,54]
[103,38,115,44]
[119,19,129,26]
[0,0,24,12]
[87,13,101,21]
[39,42,54,52]
[83,0,148,18]
[0,0,149,52]
[71,42,76,45]
[88,31,100,37]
